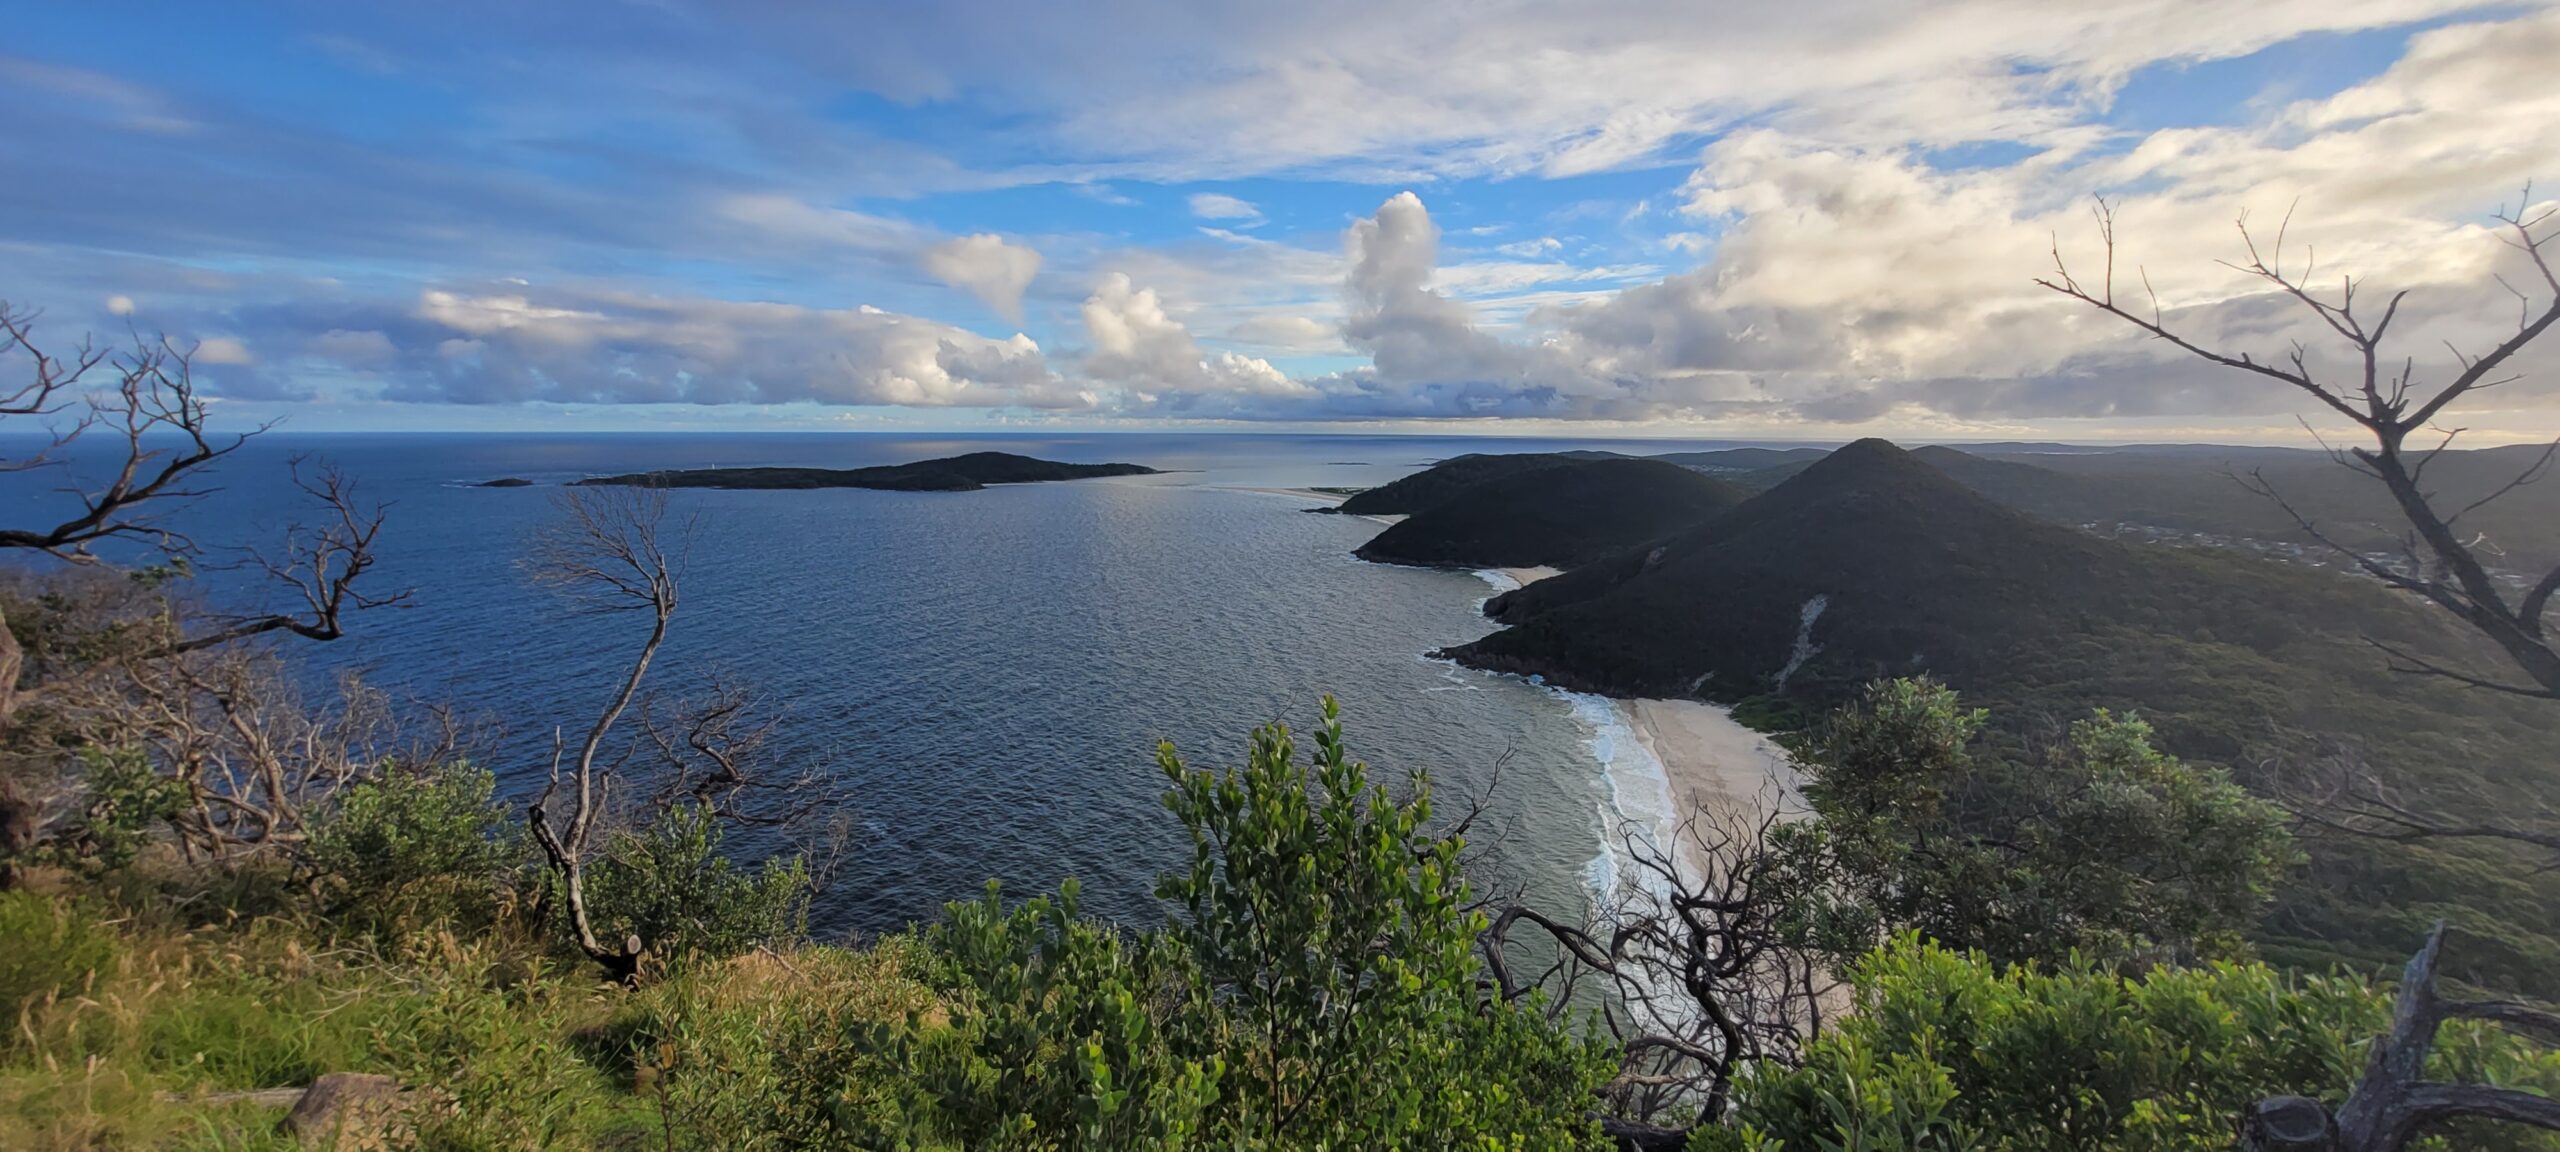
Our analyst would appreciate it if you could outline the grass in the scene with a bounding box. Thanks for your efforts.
[0,886,939,1151]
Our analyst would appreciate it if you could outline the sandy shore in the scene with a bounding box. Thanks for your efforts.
[1495,565,1561,587]
[1619,698,1802,830]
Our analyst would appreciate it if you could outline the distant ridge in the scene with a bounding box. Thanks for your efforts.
[1355,457,1748,569]
[575,451,1158,492]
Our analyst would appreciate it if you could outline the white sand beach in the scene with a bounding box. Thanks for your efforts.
[1619,698,1803,831]
[1494,565,1561,588]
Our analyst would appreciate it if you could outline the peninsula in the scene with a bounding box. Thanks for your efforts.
[574,450,1159,492]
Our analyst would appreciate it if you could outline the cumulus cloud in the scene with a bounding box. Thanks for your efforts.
[922,233,1044,324]
[1079,273,1307,404]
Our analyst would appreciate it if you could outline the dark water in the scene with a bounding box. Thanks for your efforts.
[0,431,1759,935]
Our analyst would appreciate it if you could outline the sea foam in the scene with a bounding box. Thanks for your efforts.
[1552,686,1679,912]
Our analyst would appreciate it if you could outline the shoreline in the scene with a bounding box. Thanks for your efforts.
[1221,485,1405,526]
[1618,698,1803,833]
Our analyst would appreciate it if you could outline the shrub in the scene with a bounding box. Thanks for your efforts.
[303,761,521,939]
[1727,937,2560,1152]
[887,881,1221,1150]
[1152,696,1611,1149]
[574,802,809,972]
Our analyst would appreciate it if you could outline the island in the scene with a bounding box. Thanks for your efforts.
[476,477,536,488]
[572,450,1159,493]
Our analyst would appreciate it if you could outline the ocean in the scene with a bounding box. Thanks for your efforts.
[0,431,1747,936]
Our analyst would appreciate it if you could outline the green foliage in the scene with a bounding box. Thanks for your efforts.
[1777,678,2295,967]
[1727,936,2560,1152]
[875,698,1612,1149]
[575,802,809,971]
[609,941,940,1152]
[303,761,521,939]
[888,881,1221,1150]
[1152,696,1610,1148]
[63,747,187,873]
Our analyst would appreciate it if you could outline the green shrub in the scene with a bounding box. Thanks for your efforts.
[1151,696,1611,1149]
[887,881,1221,1150]
[303,761,521,939]
[575,802,809,972]
[64,747,187,874]
[1728,937,2560,1152]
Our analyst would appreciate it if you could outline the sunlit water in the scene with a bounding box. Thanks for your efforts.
[0,431,1755,936]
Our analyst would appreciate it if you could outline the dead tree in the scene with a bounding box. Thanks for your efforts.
[2241,924,2560,1151]
[1486,800,1837,1151]
[2037,190,2560,700]
[523,484,682,983]
[0,304,401,878]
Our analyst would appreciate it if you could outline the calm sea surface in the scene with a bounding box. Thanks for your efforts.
[1,431,1767,935]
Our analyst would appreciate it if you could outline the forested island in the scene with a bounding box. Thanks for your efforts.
[575,450,1159,492]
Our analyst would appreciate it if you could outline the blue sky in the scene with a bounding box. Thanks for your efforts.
[3,1,2555,440]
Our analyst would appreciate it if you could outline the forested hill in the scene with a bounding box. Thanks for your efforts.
[1332,451,1605,515]
[1449,438,2560,990]
[1355,458,1748,569]
[575,451,1158,492]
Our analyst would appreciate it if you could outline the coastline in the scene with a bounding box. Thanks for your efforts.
[1619,698,1803,832]
[1223,485,1405,526]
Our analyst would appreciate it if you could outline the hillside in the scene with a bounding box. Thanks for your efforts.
[1355,458,1749,569]
[1331,452,1589,515]
[575,451,1158,492]
[1458,439,2560,991]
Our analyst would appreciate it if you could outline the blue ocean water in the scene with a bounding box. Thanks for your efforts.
[0,431,1761,935]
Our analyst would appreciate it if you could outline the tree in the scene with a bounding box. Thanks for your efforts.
[523,484,683,983]
[1485,803,1839,1150]
[1778,678,2293,968]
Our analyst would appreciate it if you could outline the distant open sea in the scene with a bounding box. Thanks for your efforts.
[0,431,1775,935]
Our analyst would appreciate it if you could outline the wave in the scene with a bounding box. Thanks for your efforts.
[1551,686,1678,912]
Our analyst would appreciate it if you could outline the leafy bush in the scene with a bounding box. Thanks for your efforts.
[1151,697,1610,1149]
[303,760,521,938]
[1726,937,2560,1152]
[61,747,187,873]
[889,881,1221,1150]
[575,802,809,972]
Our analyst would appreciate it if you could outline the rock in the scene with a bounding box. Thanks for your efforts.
[477,477,534,488]
[281,1073,408,1149]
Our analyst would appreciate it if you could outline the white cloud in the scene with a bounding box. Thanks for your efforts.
[193,337,255,365]
[922,233,1044,324]
[104,294,135,316]
[1079,273,1308,400]
[1187,193,1264,223]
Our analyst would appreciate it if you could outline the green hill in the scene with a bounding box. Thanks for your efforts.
[1332,452,1589,515]
[1355,458,1749,569]
[1456,439,2560,992]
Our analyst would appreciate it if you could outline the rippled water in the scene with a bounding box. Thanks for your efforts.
[0,431,1752,935]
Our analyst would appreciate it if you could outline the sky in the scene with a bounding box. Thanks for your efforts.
[3,0,2558,442]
